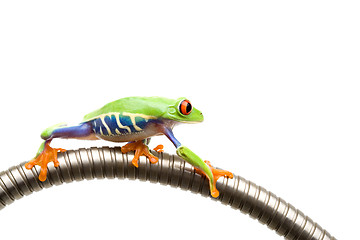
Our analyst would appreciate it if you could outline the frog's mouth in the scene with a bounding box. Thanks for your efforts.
[177,120,202,124]
[178,111,204,123]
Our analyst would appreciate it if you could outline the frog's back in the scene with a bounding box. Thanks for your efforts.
[82,96,175,122]
[81,96,176,142]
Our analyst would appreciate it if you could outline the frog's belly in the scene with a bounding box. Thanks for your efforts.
[96,128,162,142]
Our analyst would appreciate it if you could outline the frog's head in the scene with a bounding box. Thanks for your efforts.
[162,98,204,123]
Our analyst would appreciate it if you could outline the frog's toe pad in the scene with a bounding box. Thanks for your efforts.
[211,189,220,198]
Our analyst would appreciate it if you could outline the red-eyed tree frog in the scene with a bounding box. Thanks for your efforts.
[25,97,233,198]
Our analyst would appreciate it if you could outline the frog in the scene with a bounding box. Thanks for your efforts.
[25,96,233,198]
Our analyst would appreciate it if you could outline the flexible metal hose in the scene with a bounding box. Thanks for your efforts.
[0,146,335,240]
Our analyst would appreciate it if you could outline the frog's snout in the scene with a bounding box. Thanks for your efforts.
[198,112,204,122]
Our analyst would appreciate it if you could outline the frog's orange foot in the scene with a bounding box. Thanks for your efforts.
[204,160,233,181]
[195,160,233,198]
[153,144,164,153]
[121,141,159,168]
[25,142,66,182]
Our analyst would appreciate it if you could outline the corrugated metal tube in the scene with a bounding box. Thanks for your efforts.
[0,147,336,240]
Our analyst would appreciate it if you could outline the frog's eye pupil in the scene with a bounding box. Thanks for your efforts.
[186,102,192,113]
[179,100,192,115]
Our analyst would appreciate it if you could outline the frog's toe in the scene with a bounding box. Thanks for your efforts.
[38,162,49,182]
[153,144,164,153]
[131,157,139,168]
[24,161,36,170]
[144,151,159,164]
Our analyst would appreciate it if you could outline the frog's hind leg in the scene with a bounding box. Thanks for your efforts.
[121,139,159,168]
[26,122,95,181]
[41,122,95,140]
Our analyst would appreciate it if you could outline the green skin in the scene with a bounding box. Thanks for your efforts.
[35,97,216,196]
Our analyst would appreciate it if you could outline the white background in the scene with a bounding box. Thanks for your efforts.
[0,1,359,239]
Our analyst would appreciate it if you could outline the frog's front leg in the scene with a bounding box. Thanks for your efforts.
[121,139,160,168]
[25,122,94,181]
[162,127,233,198]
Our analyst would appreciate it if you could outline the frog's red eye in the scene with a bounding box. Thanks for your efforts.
[179,100,192,115]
